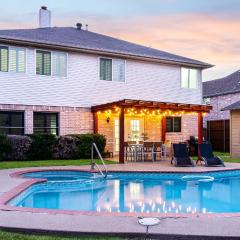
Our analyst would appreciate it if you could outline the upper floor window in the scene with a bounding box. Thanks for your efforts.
[36,50,51,75]
[166,117,181,133]
[181,67,198,89]
[9,47,26,73]
[0,111,24,135]
[36,50,67,77]
[100,58,125,82]
[0,46,26,73]
[0,46,8,72]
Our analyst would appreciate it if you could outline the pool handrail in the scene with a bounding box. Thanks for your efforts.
[91,142,108,178]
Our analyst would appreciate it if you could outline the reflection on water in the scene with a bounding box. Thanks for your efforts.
[12,174,240,213]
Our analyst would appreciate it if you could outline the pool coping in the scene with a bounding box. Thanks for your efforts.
[2,167,240,218]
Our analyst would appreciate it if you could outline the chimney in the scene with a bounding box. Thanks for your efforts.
[76,23,82,30]
[39,6,51,28]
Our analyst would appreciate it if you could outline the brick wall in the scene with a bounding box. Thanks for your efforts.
[0,104,93,135]
[204,92,240,127]
[97,113,198,155]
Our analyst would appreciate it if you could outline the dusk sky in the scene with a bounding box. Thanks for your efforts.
[1,0,239,81]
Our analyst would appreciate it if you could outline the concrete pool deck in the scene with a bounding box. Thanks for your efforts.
[1,162,240,238]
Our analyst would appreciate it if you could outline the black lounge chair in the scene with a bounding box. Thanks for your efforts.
[199,144,225,167]
[172,143,194,167]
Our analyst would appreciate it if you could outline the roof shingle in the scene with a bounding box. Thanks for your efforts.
[203,70,240,98]
[0,27,211,68]
[222,100,240,111]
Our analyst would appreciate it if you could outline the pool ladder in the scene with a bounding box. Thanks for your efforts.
[91,142,108,178]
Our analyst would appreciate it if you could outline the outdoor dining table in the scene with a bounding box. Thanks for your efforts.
[128,143,167,162]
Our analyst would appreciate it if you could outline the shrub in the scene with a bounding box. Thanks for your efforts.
[27,134,57,160]
[70,134,106,159]
[6,135,32,160]
[0,135,11,160]
[52,136,80,159]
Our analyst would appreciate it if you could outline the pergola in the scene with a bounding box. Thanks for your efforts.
[91,99,212,163]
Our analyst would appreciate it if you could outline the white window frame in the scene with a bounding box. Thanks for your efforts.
[0,44,27,74]
[9,46,26,73]
[35,49,68,77]
[181,67,199,89]
[98,57,126,83]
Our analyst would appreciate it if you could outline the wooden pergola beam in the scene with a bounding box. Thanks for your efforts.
[91,99,212,113]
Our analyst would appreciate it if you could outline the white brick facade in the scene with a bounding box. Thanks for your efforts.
[204,92,240,126]
[0,46,203,108]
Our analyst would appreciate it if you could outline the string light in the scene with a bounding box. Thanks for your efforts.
[96,108,207,117]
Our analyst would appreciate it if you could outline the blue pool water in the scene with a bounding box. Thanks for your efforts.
[9,170,240,214]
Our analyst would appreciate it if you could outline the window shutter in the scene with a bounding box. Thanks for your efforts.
[0,47,8,72]
[113,59,125,82]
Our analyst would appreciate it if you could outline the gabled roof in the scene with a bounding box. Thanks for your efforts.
[222,100,240,111]
[203,70,240,98]
[0,27,212,68]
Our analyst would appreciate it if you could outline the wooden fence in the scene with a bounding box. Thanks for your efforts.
[206,120,230,152]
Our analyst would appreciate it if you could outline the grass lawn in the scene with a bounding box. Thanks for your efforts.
[0,159,115,170]
[193,151,240,163]
[0,231,120,240]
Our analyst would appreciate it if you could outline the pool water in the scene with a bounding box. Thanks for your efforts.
[9,170,240,214]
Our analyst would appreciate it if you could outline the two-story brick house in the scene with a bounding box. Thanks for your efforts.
[203,70,240,152]
[0,7,212,162]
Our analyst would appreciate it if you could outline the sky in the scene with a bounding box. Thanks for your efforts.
[0,0,239,81]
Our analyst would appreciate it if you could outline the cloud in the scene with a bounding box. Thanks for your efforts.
[0,9,239,81]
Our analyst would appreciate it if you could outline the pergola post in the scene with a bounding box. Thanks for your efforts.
[162,116,166,143]
[198,112,203,161]
[119,107,125,164]
[93,111,98,134]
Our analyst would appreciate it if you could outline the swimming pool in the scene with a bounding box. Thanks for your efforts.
[8,170,240,214]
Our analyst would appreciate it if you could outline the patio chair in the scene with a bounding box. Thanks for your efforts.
[199,144,225,167]
[152,142,163,161]
[124,142,134,162]
[172,143,194,167]
[142,142,154,161]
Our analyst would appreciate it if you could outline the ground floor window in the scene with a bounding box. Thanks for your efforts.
[166,117,181,132]
[0,111,24,135]
[33,112,59,135]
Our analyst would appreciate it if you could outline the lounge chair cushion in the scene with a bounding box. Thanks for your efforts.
[176,157,192,166]
[205,157,223,166]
